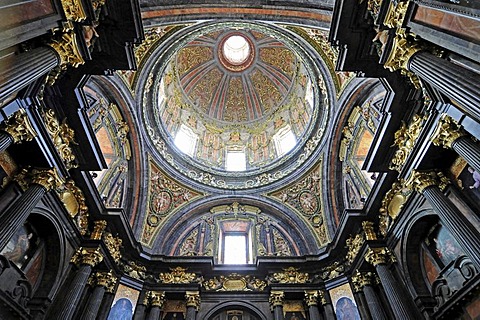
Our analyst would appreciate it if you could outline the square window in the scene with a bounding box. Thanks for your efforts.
[274,126,297,156]
[226,149,246,171]
[223,234,247,264]
[174,125,197,157]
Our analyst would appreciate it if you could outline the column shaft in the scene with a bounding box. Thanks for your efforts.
[273,305,283,320]
[133,304,147,320]
[308,305,322,320]
[423,186,480,268]
[186,306,197,320]
[353,291,372,320]
[50,264,92,319]
[0,133,14,153]
[0,47,59,101]
[322,303,335,319]
[375,264,420,320]
[146,306,161,320]
[363,286,387,320]
[451,137,480,174]
[0,184,47,250]
[82,285,106,320]
[409,51,480,123]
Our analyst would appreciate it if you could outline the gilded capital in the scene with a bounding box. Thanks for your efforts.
[351,270,374,292]
[431,115,466,149]
[48,31,85,69]
[384,30,421,73]
[31,168,62,191]
[304,290,319,306]
[365,247,395,266]
[1,109,37,144]
[147,291,166,308]
[269,291,285,309]
[405,170,449,193]
[103,232,122,264]
[71,247,104,267]
[60,0,87,22]
[345,234,364,264]
[185,291,200,310]
[95,271,117,292]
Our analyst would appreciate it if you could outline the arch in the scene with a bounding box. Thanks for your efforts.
[202,300,268,320]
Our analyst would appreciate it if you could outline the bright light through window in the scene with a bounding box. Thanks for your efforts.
[224,235,247,264]
[226,150,246,171]
[223,35,250,64]
[174,125,197,157]
[274,126,297,156]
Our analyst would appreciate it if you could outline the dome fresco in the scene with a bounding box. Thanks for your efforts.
[145,25,328,187]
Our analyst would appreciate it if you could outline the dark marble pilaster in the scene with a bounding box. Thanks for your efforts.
[318,290,335,320]
[269,291,284,320]
[145,291,165,320]
[81,271,117,320]
[305,291,322,320]
[185,291,200,320]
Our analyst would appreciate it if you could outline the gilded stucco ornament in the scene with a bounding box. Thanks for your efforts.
[379,179,411,236]
[351,270,374,292]
[365,247,396,266]
[42,109,78,169]
[304,290,319,306]
[48,31,85,69]
[91,220,107,240]
[318,290,328,305]
[31,168,62,191]
[267,267,309,284]
[185,291,200,310]
[71,247,104,267]
[431,115,466,149]
[158,267,201,284]
[203,273,266,292]
[320,261,345,280]
[406,170,450,194]
[384,29,422,88]
[1,109,37,144]
[390,114,426,171]
[95,271,118,293]
[122,260,146,279]
[60,0,87,22]
[362,221,377,240]
[103,232,122,263]
[269,291,285,309]
[345,234,365,264]
[56,179,89,235]
[384,1,409,28]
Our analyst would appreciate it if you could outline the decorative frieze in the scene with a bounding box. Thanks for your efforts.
[203,273,266,291]
[158,267,201,284]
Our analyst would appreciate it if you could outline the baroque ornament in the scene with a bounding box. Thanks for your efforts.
[31,167,62,192]
[158,267,201,284]
[351,270,374,292]
[383,1,409,28]
[304,290,319,306]
[103,232,122,263]
[56,179,89,235]
[269,291,285,309]
[48,31,85,69]
[345,234,365,264]
[378,179,411,236]
[365,247,396,266]
[203,273,267,292]
[71,247,104,267]
[145,291,166,308]
[267,267,309,284]
[1,109,37,144]
[95,271,117,293]
[60,0,87,22]
[406,170,450,194]
[390,114,426,171]
[185,291,200,310]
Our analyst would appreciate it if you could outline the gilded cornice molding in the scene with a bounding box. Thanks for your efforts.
[405,170,450,194]
[1,109,37,144]
[365,247,396,266]
[71,247,104,267]
[431,114,466,149]
[269,291,285,309]
[158,267,201,284]
[185,291,200,310]
[267,267,309,284]
[203,273,266,292]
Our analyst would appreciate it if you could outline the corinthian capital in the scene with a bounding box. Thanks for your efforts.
[351,270,374,292]
[269,291,285,309]
[146,291,166,308]
[304,290,319,306]
[48,31,85,69]
[95,271,117,293]
[31,167,62,191]
[431,115,466,149]
[71,247,104,267]
[1,109,37,144]
[185,291,200,310]
[365,247,395,266]
[405,170,449,193]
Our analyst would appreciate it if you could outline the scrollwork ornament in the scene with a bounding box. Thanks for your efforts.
[384,1,409,28]
[431,115,466,149]
[202,274,266,291]
[346,234,364,264]
[365,247,395,266]
[71,247,103,267]
[269,291,284,309]
[60,0,87,22]
[362,221,377,240]
[158,267,200,284]
[304,290,319,306]
[267,267,309,284]
[1,109,37,144]
[103,232,122,263]
[185,291,200,310]
[91,220,107,240]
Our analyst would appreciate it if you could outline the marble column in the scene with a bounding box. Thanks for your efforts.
[318,289,335,320]
[351,270,384,320]
[431,115,480,174]
[185,291,200,320]
[0,46,59,101]
[365,247,421,320]
[407,170,480,269]
[82,271,117,320]
[49,247,104,319]
[269,291,285,320]
[146,291,165,320]
[0,168,60,250]
[305,290,322,320]
[0,108,37,152]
